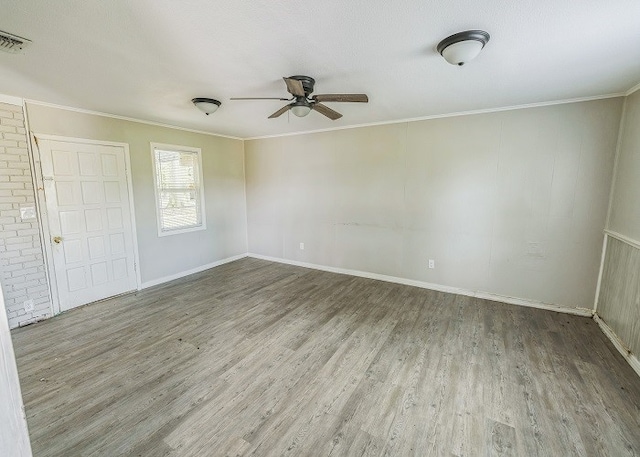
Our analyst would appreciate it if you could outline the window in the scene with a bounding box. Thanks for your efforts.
[151,143,206,236]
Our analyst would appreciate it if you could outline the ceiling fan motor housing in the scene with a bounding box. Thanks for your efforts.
[288,75,316,96]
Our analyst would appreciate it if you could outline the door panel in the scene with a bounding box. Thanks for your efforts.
[39,139,137,312]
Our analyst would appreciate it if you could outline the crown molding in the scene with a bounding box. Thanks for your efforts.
[23,99,243,141]
[244,92,625,141]
[625,81,640,96]
[11,89,631,142]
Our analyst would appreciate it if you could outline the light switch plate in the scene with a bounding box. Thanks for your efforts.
[20,206,36,220]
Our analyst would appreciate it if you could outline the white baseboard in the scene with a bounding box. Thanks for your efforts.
[16,313,50,328]
[247,253,593,317]
[594,313,640,378]
[140,254,248,289]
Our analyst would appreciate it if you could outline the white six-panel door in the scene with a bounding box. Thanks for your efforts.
[38,138,138,312]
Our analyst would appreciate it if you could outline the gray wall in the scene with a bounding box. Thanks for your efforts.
[608,90,640,240]
[246,98,623,310]
[598,89,640,355]
[25,103,247,287]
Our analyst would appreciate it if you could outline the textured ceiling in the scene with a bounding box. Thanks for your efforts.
[1,0,639,139]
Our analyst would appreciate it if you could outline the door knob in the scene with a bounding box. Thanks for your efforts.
[53,236,62,244]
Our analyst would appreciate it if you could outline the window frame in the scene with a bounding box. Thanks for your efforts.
[150,142,207,237]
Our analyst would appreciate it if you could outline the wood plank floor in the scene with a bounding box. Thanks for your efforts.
[11,258,640,456]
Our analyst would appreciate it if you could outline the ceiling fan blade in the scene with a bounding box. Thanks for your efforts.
[283,77,306,97]
[268,104,292,119]
[231,97,291,101]
[313,94,369,103]
[312,103,343,120]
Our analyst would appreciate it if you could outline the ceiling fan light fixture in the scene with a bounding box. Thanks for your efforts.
[290,100,312,117]
[437,30,490,66]
[192,98,221,115]
[233,75,368,120]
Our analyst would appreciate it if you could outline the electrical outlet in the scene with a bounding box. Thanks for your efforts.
[299,242,305,250]
[23,299,34,312]
[428,259,435,269]
[526,241,545,258]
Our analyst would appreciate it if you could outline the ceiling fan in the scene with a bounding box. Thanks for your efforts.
[231,75,368,120]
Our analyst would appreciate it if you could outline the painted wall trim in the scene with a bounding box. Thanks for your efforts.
[244,92,625,141]
[33,133,135,149]
[22,108,56,321]
[604,229,640,251]
[140,253,247,289]
[241,143,250,254]
[594,313,640,379]
[247,253,593,317]
[31,134,143,314]
[593,233,608,312]
[28,132,60,317]
[0,93,24,106]
[24,99,243,141]
[625,80,640,96]
[20,92,627,142]
[149,143,207,238]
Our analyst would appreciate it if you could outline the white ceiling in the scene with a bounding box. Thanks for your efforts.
[1,0,639,139]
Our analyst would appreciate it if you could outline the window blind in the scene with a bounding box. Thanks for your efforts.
[154,148,203,233]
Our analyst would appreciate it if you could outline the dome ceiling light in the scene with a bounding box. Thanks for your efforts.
[192,98,221,115]
[437,30,490,66]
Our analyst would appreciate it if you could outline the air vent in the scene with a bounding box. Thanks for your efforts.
[0,30,31,54]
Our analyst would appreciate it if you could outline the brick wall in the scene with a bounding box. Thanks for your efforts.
[0,101,51,328]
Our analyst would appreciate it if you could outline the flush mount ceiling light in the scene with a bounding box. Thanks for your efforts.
[192,98,221,115]
[437,30,490,66]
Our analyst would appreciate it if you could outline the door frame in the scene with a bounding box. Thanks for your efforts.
[32,133,142,315]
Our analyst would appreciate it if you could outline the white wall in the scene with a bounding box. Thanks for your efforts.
[246,98,623,310]
[0,101,52,328]
[25,103,247,287]
[0,286,32,456]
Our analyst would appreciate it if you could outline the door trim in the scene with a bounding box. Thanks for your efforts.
[32,133,142,315]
